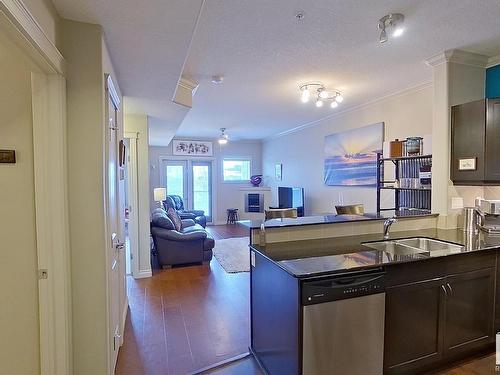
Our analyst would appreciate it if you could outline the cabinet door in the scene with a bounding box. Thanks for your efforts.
[444,268,495,356]
[451,99,485,183]
[485,98,500,181]
[384,278,446,374]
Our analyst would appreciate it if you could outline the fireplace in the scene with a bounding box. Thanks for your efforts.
[246,193,263,213]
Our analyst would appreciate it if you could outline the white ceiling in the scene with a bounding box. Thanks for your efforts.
[52,0,204,146]
[52,0,500,144]
[178,0,500,140]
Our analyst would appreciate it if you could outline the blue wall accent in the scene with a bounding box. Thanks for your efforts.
[486,64,500,98]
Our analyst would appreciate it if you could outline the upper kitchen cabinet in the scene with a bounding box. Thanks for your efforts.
[451,98,500,184]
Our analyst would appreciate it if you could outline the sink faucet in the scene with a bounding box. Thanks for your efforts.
[383,217,398,239]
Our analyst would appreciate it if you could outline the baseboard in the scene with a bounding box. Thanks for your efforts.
[134,269,152,279]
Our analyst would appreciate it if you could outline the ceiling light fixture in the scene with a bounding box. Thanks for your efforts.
[218,128,229,144]
[378,13,405,44]
[299,83,344,110]
[211,75,224,84]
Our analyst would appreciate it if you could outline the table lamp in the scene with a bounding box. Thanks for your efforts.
[153,187,167,208]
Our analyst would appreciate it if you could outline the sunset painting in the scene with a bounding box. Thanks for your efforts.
[324,122,384,186]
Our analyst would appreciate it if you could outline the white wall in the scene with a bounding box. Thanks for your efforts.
[0,26,43,375]
[62,19,120,375]
[23,0,60,47]
[149,139,263,224]
[124,114,152,278]
[262,84,433,215]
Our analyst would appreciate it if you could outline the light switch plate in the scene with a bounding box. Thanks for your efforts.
[451,197,464,210]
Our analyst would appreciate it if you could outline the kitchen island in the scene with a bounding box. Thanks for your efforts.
[249,228,500,375]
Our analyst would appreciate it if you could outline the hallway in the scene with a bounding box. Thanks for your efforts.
[116,225,250,375]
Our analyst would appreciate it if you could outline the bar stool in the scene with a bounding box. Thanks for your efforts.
[226,208,239,224]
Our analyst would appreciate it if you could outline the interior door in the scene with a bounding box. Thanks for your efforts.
[105,75,124,373]
[192,161,212,222]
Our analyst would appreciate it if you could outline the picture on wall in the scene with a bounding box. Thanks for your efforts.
[324,122,384,186]
[275,163,282,181]
[173,140,213,156]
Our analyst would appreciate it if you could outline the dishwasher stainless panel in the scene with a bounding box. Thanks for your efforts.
[302,293,385,375]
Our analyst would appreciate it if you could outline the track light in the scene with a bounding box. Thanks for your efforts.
[299,82,344,110]
[378,13,404,44]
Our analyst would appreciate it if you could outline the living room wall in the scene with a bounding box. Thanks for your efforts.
[149,139,262,224]
[262,84,433,215]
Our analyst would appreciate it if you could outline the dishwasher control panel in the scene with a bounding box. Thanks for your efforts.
[302,270,385,305]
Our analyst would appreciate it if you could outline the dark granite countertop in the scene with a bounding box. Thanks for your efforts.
[239,210,437,229]
[250,228,500,278]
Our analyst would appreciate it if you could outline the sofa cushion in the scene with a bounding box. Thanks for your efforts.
[167,207,182,231]
[182,224,205,233]
[151,209,175,230]
[203,232,215,251]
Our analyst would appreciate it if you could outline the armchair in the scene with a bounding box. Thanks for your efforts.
[163,195,207,228]
[151,208,214,268]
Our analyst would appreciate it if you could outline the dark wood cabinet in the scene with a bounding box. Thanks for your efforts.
[385,267,496,374]
[451,98,500,184]
[444,268,495,356]
[384,278,446,374]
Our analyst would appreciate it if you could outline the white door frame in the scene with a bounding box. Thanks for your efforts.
[0,2,71,375]
[124,132,140,278]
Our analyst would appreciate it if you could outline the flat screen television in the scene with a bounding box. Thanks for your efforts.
[278,187,305,217]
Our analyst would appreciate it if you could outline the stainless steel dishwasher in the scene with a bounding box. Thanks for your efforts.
[302,269,386,375]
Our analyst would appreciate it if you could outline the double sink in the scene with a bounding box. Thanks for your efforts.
[362,237,464,260]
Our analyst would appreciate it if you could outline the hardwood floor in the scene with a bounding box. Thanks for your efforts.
[115,225,250,375]
[116,224,496,375]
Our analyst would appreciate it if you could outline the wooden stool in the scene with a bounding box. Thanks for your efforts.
[226,208,239,224]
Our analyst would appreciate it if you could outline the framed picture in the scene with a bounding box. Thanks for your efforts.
[275,163,282,181]
[173,140,213,156]
[324,122,384,186]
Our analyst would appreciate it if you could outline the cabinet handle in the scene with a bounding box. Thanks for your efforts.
[447,283,453,295]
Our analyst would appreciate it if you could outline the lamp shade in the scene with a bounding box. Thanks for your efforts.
[153,187,167,202]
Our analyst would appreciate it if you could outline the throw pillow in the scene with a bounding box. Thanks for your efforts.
[167,208,182,231]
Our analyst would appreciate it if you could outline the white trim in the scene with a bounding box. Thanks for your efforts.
[120,296,128,345]
[266,81,432,141]
[124,133,140,278]
[487,55,500,68]
[135,270,153,279]
[0,0,65,74]
[106,74,121,108]
[425,49,489,68]
[31,72,72,375]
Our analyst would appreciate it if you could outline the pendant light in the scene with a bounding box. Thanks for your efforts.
[218,128,229,145]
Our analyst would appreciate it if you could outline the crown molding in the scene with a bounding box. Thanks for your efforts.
[487,55,500,68]
[266,81,432,141]
[425,49,489,68]
[0,0,65,74]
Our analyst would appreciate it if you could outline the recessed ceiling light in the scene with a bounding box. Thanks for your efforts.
[211,75,224,84]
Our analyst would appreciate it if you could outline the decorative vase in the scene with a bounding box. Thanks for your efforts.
[250,175,263,187]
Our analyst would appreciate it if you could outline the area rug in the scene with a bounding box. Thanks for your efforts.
[213,237,251,273]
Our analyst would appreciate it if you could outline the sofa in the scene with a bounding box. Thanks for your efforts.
[163,195,207,228]
[151,208,214,268]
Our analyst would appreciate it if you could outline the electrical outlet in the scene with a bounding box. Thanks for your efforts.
[451,197,464,210]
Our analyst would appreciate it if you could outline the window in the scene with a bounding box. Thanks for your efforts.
[222,159,251,182]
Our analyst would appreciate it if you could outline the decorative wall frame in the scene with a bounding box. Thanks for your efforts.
[172,140,213,156]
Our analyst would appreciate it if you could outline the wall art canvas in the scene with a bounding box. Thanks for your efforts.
[173,140,213,156]
[324,122,384,186]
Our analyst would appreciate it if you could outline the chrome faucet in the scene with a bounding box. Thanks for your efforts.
[383,217,398,239]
